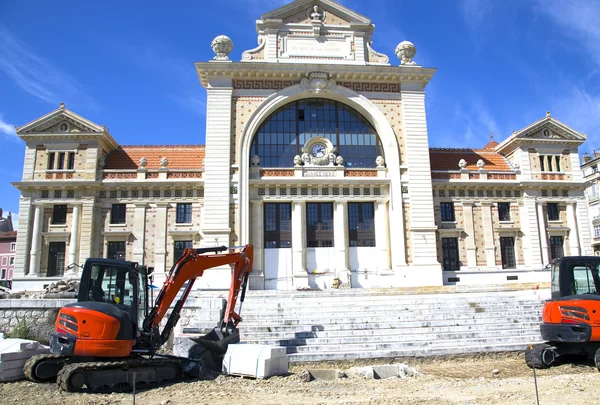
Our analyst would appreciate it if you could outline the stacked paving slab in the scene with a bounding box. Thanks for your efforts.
[0,339,49,381]
[236,286,548,362]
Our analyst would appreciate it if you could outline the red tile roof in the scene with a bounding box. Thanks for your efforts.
[104,145,206,170]
[0,231,17,240]
[429,148,512,171]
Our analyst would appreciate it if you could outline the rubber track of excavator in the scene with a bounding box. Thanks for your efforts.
[24,354,69,382]
[56,357,183,392]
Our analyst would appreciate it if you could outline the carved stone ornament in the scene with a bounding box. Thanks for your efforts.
[160,157,169,168]
[458,159,467,169]
[477,159,485,169]
[251,155,260,166]
[301,72,336,94]
[138,157,148,168]
[242,35,265,61]
[309,5,325,22]
[376,156,385,167]
[301,137,337,167]
[336,155,344,166]
[513,161,520,170]
[367,42,390,65]
[294,155,303,166]
[395,41,417,65]
[211,35,234,60]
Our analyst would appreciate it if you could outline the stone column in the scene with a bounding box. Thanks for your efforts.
[461,202,477,267]
[66,204,81,276]
[79,197,97,260]
[28,204,43,277]
[566,202,580,256]
[154,203,169,274]
[132,203,147,264]
[537,202,550,265]
[291,201,308,288]
[481,202,496,267]
[333,201,350,281]
[249,201,264,290]
[14,197,32,278]
[520,196,542,268]
[375,200,391,271]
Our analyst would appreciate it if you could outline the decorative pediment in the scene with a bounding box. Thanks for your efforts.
[261,0,371,25]
[496,113,586,154]
[16,103,104,135]
[242,0,389,66]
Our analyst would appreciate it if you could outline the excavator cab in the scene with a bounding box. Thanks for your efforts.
[526,256,600,370]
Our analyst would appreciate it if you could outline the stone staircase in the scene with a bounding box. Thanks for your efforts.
[235,287,548,362]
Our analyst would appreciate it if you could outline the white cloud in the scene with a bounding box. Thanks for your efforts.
[0,24,97,110]
[0,114,19,142]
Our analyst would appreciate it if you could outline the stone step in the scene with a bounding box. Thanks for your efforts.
[241,328,537,347]
[241,294,546,304]
[240,302,544,313]
[287,341,541,362]
[242,322,542,340]
[281,334,542,354]
[240,306,543,319]
[238,312,543,326]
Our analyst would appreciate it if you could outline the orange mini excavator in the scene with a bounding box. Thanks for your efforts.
[24,245,253,392]
[526,256,600,370]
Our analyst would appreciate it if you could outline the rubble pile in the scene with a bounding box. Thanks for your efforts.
[44,279,79,294]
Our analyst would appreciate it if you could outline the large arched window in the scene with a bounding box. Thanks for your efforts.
[250,98,384,168]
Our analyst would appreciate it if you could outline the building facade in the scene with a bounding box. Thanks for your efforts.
[582,152,600,255]
[11,0,592,291]
[0,232,16,283]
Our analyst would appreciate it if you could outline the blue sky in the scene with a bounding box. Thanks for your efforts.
[1,0,599,226]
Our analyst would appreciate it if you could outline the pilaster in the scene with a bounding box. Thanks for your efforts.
[461,202,477,267]
[333,201,349,280]
[203,80,233,241]
[22,145,36,181]
[66,204,81,276]
[132,203,147,264]
[401,90,438,267]
[291,201,308,288]
[249,201,264,290]
[375,200,391,271]
[566,202,580,256]
[153,203,169,274]
[28,204,43,277]
[520,196,542,268]
[576,199,592,255]
[481,202,496,267]
[79,198,96,262]
[537,202,550,265]
[14,197,32,277]
[264,29,279,61]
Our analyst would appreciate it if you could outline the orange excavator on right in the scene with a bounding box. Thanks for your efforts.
[526,256,600,370]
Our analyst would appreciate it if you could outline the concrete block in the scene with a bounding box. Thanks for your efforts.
[347,364,418,379]
[0,339,49,381]
[222,344,288,378]
[306,369,345,380]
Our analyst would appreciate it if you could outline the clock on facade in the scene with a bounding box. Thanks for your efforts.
[311,143,327,158]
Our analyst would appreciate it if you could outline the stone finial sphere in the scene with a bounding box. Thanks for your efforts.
[211,35,234,60]
[395,41,417,65]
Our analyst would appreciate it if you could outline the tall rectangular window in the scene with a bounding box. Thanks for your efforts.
[547,156,553,172]
[440,202,455,222]
[500,237,516,269]
[555,156,561,172]
[174,240,193,261]
[176,203,192,224]
[264,203,291,248]
[0,269,5,279]
[58,152,65,170]
[595,225,600,239]
[48,153,55,170]
[52,205,67,224]
[348,202,375,247]
[540,156,545,172]
[9,257,14,265]
[68,152,75,170]
[550,236,564,260]
[442,238,460,271]
[498,203,511,222]
[47,242,65,276]
[110,204,127,224]
[10,243,15,251]
[306,202,333,248]
[107,241,126,260]
[547,203,559,221]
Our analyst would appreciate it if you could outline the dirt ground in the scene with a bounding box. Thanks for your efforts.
[1,353,599,405]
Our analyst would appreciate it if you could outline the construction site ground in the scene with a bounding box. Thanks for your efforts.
[0,353,598,404]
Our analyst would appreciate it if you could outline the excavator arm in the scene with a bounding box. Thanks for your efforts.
[142,244,253,348]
